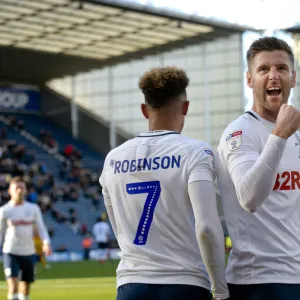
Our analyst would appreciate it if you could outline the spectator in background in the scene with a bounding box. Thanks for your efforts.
[0,127,7,139]
[82,233,93,260]
[79,223,88,236]
[66,168,80,184]
[23,150,35,165]
[13,144,26,161]
[74,149,83,160]
[64,144,74,158]
[0,190,10,205]
[69,217,81,234]
[16,120,24,131]
[50,207,67,223]
[39,192,51,212]
[69,184,79,202]
[50,185,64,202]
[59,161,69,179]
[0,174,10,191]
[35,176,46,194]
[91,192,101,211]
[56,245,68,253]
[92,216,111,264]
[39,129,46,141]
[7,115,17,127]
[42,131,59,153]
[47,173,55,189]
[39,162,48,175]
[69,208,76,218]
[27,187,38,204]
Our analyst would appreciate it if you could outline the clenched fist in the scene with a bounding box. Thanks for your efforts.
[272,104,300,139]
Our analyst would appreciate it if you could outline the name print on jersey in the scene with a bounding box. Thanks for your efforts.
[111,155,181,174]
[273,171,300,191]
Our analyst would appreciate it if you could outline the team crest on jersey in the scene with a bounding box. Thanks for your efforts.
[226,130,242,151]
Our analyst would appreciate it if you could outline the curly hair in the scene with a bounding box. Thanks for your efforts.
[138,67,190,109]
[247,36,294,69]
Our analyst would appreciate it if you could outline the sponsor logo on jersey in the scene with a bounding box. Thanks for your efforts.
[273,171,300,191]
[226,130,242,151]
[10,220,33,226]
[113,155,181,174]
[226,130,242,141]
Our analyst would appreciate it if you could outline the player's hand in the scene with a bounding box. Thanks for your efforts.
[43,243,52,256]
[273,104,300,139]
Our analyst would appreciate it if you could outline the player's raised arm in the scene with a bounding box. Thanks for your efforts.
[189,180,229,300]
[34,205,52,256]
[222,127,287,213]
[220,93,300,214]
[216,36,300,300]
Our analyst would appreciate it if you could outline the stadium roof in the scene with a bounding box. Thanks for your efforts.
[0,0,254,84]
[285,25,300,34]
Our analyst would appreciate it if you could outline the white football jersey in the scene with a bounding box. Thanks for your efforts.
[217,110,300,284]
[0,201,51,255]
[100,130,216,289]
[92,221,110,243]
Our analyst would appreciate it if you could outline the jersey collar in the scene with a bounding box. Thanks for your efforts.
[249,109,275,129]
[137,130,180,138]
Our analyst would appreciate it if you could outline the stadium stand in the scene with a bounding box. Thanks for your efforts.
[0,113,107,252]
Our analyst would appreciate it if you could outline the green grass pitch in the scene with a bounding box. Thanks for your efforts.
[0,260,119,300]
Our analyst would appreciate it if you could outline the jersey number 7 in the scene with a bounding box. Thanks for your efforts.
[126,181,161,246]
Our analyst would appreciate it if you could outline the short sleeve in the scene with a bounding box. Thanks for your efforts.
[188,144,216,185]
[99,160,112,206]
[218,125,261,175]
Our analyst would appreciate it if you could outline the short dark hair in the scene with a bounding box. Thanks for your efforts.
[247,36,294,69]
[138,66,190,109]
[9,176,24,186]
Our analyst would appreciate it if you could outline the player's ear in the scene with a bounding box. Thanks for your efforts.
[182,101,189,116]
[247,71,253,88]
[141,103,149,119]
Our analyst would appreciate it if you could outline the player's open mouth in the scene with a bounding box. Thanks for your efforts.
[266,87,281,96]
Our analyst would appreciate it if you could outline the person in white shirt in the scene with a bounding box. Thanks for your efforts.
[100,66,229,300]
[0,177,52,300]
[217,36,300,300]
[92,216,111,263]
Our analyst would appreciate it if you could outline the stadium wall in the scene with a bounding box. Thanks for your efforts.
[48,33,245,149]
[293,33,300,109]
[40,87,129,155]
